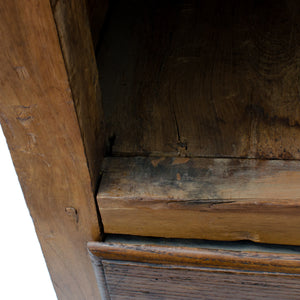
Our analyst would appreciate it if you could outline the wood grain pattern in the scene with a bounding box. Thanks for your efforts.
[88,239,300,299]
[103,262,300,300]
[98,0,300,159]
[98,157,300,245]
[51,0,106,191]
[0,1,102,299]
[88,238,300,274]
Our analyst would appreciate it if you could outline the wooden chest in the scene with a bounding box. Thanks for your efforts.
[1,0,300,299]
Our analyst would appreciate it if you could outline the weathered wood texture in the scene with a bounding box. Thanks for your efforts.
[88,239,300,299]
[85,0,109,48]
[98,0,300,158]
[98,157,300,245]
[51,0,106,191]
[100,262,300,300]
[0,1,102,299]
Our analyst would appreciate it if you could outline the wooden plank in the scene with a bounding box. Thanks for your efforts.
[0,1,102,299]
[98,0,300,159]
[89,237,300,273]
[51,0,106,191]
[88,238,300,299]
[98,157,300,245]
[102,262,300,299]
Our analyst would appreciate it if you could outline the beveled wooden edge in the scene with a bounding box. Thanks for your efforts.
[89,253,111,300]
[88,240,300,274]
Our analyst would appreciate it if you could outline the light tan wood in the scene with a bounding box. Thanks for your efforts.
[88,237,300,299]
[98,157,300,245]
[0,0,104,299]
[98,0,300,159]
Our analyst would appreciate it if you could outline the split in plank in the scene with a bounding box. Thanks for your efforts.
[98,156,300,245]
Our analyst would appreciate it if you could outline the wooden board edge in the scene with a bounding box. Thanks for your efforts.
[51,0,106,192]
[87,240,300,274]
[88,250,111,300]
[97,156,300,245]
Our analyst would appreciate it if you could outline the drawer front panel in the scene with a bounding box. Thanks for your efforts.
[103,260,300,300]
[88,238,300,299]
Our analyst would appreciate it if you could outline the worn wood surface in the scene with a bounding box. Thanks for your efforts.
[98,0,300,158]
[102,262,300,300]
[88,239,300,299]
[0,1,102,299]
[98,157,300,245]
[51,0,106,192]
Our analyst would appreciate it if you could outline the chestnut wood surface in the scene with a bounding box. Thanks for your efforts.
[98,156,300,245]
[98,0,300,159]
[0,0,106,298]
[88,237,300,299]
[51,0,106,191]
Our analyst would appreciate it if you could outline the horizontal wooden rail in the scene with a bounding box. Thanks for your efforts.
[98,156,300,245]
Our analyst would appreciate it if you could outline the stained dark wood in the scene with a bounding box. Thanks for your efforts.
[98,0,300,159]
[98,156,300,245]
[88,238,300,299]
[0,0,103,299]
[86,0,109,48]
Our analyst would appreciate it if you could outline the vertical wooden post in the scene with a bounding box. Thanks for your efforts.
[0,0,104,298]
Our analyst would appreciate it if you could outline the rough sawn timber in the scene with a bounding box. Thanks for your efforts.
[98,157,300,245]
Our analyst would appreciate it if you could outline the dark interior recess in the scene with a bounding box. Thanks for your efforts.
[96,0,300,159]
[104,234,300,254]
